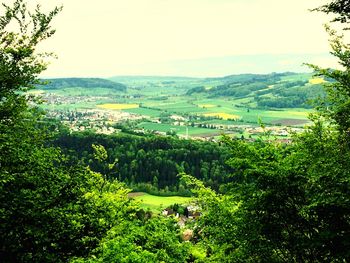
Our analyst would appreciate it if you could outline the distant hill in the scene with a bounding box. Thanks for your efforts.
[108,75,204,92]
[40,78,127,92]
[109,76,198,82]
[187,72,326,108]
[109,76,199,86]
[204,72,295,84]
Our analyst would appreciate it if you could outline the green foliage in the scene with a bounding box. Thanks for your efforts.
[0,109,134,262]
[92,144,108,162]
[0,0,61,124]
[179,173,241,262]
[71,217,191,263]
[221,138,312,261]
[184,128,350,262]
[55,132,233,193]
[0,2,135,262]
[307,26,350,140]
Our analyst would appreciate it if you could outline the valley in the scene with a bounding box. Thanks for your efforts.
[36,72,321,140]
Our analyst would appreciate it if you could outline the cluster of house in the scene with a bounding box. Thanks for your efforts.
[47,109,145,134]
[42,93,106,105]
[162,204,202,241]
[162,205,201,228]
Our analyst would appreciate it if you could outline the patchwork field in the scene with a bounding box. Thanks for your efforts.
[40,73,319,137]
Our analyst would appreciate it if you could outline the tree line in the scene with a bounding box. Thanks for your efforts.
[41,78,127,91]
[54,131,234,195]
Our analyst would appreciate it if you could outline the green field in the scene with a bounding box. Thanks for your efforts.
[190,98,311,125]
[154,101,206,113]
[129,192,192,212]
[133,96,311,126]
[123,107,163,117]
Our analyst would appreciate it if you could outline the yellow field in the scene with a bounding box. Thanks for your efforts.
[198,104,216,108]
[203,112,240,120]
[97,103,139,110]
[309,78,326,85]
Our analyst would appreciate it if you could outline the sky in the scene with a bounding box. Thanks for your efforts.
[20,0,337,77]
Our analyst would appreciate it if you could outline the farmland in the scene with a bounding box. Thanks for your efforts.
[38,72,321,138]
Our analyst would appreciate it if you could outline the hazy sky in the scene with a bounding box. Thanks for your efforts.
[27,0,334,77]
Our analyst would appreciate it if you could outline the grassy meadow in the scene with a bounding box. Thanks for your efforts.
[128,192,192,213]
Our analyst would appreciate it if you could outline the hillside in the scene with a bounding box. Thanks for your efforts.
[40,78,127,92]
[186,72,326,108]
[109,75,198,83]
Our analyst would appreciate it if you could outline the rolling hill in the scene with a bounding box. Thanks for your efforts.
[186,72,326,108]
[40,78,127,92]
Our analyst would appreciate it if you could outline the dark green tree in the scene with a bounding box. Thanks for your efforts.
[182,2,350,260]
[71,217,191,263]
[0,2,133,262]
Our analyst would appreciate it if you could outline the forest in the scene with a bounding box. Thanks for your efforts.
[55,131,233,194]
[1,0,350,262]
[41,78,127,91]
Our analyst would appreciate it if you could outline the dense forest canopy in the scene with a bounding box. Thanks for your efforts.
[55,131,234,194]
[1,0,350,262]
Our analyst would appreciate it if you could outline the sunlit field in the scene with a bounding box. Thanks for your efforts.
[309,77,326,84]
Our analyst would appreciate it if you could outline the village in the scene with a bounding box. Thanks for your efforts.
[45,106,302,142]
[35,90,304,141]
